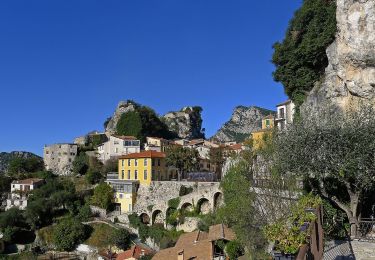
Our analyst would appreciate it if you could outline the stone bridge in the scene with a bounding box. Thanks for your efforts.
[134,181,223,227]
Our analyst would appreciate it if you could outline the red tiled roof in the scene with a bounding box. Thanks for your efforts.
[12,178,44,185]
[229,143,243,150]
[119,150,166,159]
[116,245,153,260]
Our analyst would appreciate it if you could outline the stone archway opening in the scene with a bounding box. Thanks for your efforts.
[213,192,223,211]
[181,202,194,212]
[197,198,211,215]
[152,210,164,225]
[140,213,150,225]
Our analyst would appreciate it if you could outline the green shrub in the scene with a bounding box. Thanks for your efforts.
[53,217,89,251]
[128,213,142,228]
[179,186,193,196]
[226,240,244,260]
[168,197,180,209]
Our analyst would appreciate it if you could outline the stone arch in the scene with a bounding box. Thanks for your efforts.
[140,213,150,225]
[197,198,211,214]
[213,192,223,211]
[152,209,164,225]
[180,202,194,212]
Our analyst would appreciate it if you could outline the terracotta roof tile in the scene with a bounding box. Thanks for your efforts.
[12,178,44,185]
[117,245,153,260]
[119,150,166,159]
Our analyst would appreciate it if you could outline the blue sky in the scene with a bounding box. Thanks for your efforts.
[0,0,302,155]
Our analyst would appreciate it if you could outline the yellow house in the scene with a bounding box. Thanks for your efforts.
[118,150,168,186]
[251,115,275,150]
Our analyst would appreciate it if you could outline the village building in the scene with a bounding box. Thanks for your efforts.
[251,115,275,150]
[153,224,236,260]
[6,178,44,210]
[97,135,140,163]
[116,244,154,260]
[144,137,173,152]
[43,143,78,175]
[275,100,295,130]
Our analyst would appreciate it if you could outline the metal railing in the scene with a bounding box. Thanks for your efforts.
[355,218,375,241]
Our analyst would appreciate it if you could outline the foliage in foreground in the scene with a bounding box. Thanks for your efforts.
[275,105,375,236]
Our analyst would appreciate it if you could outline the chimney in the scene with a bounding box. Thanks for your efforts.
[177,250,184,260]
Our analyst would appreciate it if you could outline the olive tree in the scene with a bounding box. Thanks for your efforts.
[276,105,375,236]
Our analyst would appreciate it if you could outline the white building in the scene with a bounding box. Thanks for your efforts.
[97,135,140,163]
[144,137,173,152]
[275,100,295,130]
[44,143,78,175]
[6,178,44,210]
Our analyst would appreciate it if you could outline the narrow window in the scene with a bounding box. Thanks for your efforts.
[128,159,131,166]
[127,170,130,179]
[144,158,148,166]
[121,170,124,179]
[134,170,138,179]
[135,159,138,166]
[144,170,147,180]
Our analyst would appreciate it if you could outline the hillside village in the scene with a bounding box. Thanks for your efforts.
[1,0,375,259]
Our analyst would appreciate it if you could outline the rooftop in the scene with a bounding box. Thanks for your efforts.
[276,99,292,107]
[119,150,166,159]
[12,178,44,185]
[116,244,153,260]
[112,135,138,140]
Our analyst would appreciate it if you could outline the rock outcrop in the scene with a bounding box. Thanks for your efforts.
[104,100,136,135]
[0,151,42,173]
[162,106,204,139]
[302,0,375,116]
[212,106,275,142]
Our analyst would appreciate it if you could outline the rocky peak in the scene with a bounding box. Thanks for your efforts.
[104,100,136,135]
[302,0,375,116]
[163,106,204,139]
[212,106,275,142]
[0,151,42,173]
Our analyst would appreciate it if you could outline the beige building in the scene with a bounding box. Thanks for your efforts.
[144,137,173,152]
[275,100,295,130]
[44,143,78,175]
[6,178,44,210]
[97,135,140,163]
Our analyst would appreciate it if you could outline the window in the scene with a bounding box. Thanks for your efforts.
[152,159,155,166]
[68,158,71,162]
[46,151,49,154]
[128,204,132,212]
[127,170,130,179]
[144,158,148,166]
[266,119,270,127]
[279,108,285,119]
[119,194,123,199]
[144,170,147,180]
[122,170,124,179]
[115,148,119,153]
[135,159,138,166]
[134,170,138,179]
[114,140,119,145]
[128,159,131,166]
[158,159,161,166]
[122,160,124,166]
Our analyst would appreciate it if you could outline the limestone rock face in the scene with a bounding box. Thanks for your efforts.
[162,106,204,139]
[212,106,275,142]
[104,101,136,135]
[302,0,375,115]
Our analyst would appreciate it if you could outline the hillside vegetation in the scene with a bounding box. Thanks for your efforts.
[272,0,336,107]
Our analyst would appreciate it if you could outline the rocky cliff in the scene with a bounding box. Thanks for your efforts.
[302,0,375,116]
[104,100,137,135]
[212,106,275,142]
[0,151,42,173]
[162,106,204,139]
[105,101,204,140]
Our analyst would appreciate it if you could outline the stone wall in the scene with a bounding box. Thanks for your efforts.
[43,144,78,175]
